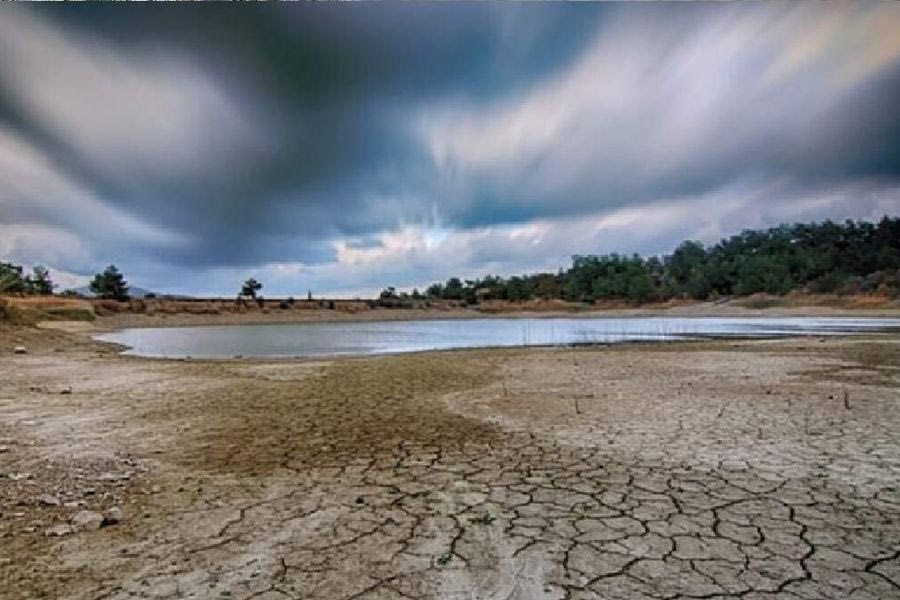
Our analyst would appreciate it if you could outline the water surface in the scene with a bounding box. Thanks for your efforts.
[95,316,900,359]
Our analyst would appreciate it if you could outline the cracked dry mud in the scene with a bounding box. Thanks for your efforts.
[2,334,899,599]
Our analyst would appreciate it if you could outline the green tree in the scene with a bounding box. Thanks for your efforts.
[625,270,656,304]
[25,265,54,295]
[734,256,793,295]
[90,265,130,300]
[506,276,531,301]
[664,241,710,299]
[0,262,26,295]
[564,255,602,301]
[240,278,262,299]
[442,277,464,300]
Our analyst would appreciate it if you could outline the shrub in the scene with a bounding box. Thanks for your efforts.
[809,272,847,294]
[41,307,96,321]
[0,298,29,325]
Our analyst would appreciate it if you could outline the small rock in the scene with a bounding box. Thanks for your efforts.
[71,510,103,531]
[10,472,32,481]
[13,346,26,354]
[59,387,72,395]
[45,523,72,537]
[38,495,61,507]
[0,446,8,453]
[102,506,124,526]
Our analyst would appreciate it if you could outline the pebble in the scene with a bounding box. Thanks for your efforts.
[71,510,104,531]
[13,346,26,354]
[38,494,61,507]
[59,387,72,395]
[45,523,72,537]
[103,506,124,526]
[0,446,8,453]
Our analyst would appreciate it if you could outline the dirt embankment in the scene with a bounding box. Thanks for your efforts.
[1,323,899,599]
[4,292,900,331]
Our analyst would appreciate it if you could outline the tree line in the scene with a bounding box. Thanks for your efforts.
[0,263,54,296]
[419,217,900,304]
[3,218,898,305]
[0,263,130,300]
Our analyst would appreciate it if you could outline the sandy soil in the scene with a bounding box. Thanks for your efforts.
[1,325,899,599]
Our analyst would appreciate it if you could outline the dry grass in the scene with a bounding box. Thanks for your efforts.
[6,296,93,310]
[1,296,95,322]
[0,297,31,325]
[733,291,896,310]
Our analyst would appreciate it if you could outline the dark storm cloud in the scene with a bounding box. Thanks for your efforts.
[0,3,603,271]
[421,3,900,228]
[1,2,899,295]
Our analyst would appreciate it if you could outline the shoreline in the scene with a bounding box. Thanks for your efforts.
[70,311,900,362]
[92,331,900,363]
[73,302,900,332]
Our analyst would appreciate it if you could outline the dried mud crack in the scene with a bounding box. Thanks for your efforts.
[1,333,899,599]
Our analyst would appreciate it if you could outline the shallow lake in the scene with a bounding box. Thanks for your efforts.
[94,316,900,359]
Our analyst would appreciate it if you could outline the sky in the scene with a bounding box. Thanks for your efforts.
[1,3,900,297]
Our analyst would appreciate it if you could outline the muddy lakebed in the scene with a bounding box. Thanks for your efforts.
[94,316,900,358]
